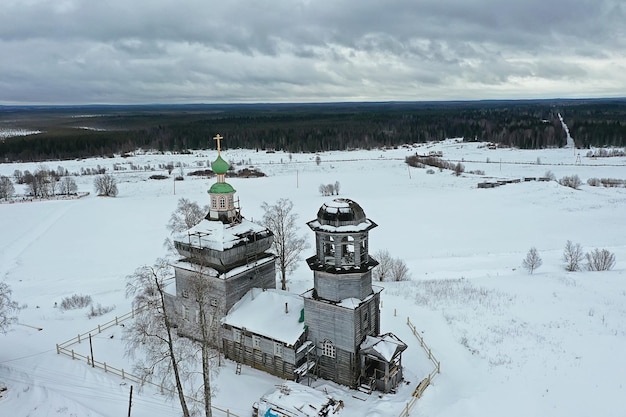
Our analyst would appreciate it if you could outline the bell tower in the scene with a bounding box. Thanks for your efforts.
[303,198,381,387]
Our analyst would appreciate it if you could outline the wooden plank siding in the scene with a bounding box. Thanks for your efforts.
[171,259,276,343]
[222,327,307,380]
[318,348,357,387]
[313,269,373,302]
[304,291,381,387]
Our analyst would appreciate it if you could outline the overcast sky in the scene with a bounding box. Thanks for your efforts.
[1,0,625,105]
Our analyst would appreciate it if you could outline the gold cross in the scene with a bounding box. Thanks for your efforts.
[213,134,223,153]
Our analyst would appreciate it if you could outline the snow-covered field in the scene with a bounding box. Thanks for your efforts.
[1,140,625,417]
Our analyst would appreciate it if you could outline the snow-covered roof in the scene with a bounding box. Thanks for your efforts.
[360,333,407,363]
[174,217,270,251]
[307,218,375,233]
[221,288,306,346]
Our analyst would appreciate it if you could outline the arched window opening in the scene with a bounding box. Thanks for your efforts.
[322,340,336,358]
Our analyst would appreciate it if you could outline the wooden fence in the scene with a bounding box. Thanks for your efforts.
[56,308,239,417]
[397,317,441,417]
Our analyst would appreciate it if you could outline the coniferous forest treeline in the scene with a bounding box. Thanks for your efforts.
[1,99,625,162]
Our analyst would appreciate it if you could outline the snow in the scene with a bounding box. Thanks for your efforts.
[175,217,269,251]
[222,289,305,346]
[1,139,625,417]
[255,381,339,417]
[0,128,42,139]
[360,333,407,363]
[307,219,374,233]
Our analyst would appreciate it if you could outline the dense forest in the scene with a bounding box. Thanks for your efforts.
[1,99,625,162]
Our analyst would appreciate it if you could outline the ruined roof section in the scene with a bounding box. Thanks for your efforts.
[308,198,377,233]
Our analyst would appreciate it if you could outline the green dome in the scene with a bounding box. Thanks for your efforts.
[211,155,230,175]
[208,182,236,194]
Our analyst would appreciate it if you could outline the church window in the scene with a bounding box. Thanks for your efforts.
[211,197,217,209]
[210,298,218,307]
[252,335,261,350]
[274,342,283,358]
[219,196,226,209]
[181,305,188,321]
[322,340,335,358]
[182,289,189,298]
[195,309,200,324]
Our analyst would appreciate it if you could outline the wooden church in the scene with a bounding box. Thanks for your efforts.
[168,135,406,393]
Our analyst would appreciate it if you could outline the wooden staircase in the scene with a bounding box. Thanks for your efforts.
[357,377,375,395]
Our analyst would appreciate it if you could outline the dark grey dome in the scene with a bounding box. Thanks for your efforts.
[317,198,366,226]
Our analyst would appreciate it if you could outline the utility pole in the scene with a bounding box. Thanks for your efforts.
[89,333,94,368]
[127,385,133,417]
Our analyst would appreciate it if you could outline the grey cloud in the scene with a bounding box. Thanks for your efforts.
[1,0,624,104]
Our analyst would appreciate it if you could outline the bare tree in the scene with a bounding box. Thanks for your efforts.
[168,198,208,234]
[390,258,411,281]
[0,281,19,334]
[94,174,118,197]
[318,184,336,196]
[454,162,465,176]
[334,181,341,195]
[58,176,78,196]
[373,249,410,281]
[0,176,15,200]
[522,247,542,274]
[562,240,583,272]
[24,167,53,198]
[585,248,616,271]
[185,265,222,417]
[261,198,309,290]
[315,155,321,166]
[373,249,393,281]
[124,259,192,417]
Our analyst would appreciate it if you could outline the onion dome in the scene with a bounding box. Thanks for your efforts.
[209,182,236,194]
[211,155,230,175]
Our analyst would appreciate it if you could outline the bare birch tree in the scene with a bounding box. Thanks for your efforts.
[261,198,309,290]
[168,198,208,234]
[58,176,78,196]
[0,281,19,334]
[0,176,15,200]
[185,267,222,417]
[562,240,583,272]
[522,247,542,274]
[124,258,193,417]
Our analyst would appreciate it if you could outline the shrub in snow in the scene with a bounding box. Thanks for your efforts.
[587,177,601,187]
[522,247,542,274]
[585,248,616,271]
[60,294,92,310]
[426,169,435,174]
[544,170,556,181]
[87,303,115,318]
[600,178,625,188]
[558,175,582,189]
